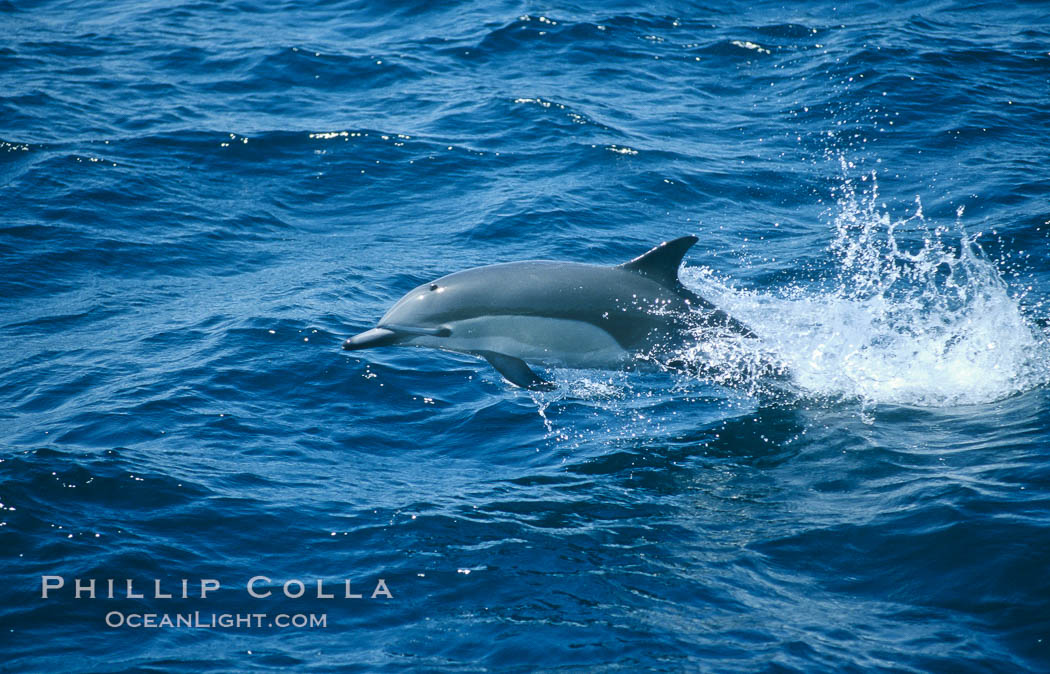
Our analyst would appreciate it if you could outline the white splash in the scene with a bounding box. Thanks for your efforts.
[682,161,1050,407]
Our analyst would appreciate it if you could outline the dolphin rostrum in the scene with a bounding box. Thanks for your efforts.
[343,236,753,390]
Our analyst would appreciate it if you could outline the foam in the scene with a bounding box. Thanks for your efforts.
[681,160,1050,408]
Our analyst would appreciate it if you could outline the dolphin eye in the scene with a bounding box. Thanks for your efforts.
[429,283,438,291]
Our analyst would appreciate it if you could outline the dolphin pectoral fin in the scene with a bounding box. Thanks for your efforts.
[477,351,555,391]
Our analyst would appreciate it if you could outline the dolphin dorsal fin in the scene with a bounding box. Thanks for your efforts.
[617,235,698,288]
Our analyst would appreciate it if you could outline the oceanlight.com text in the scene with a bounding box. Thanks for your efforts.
[104,611,328,629]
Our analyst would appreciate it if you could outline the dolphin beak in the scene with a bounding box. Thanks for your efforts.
[343,327,399,350]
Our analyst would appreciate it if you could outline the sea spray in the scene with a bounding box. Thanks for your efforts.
[684,161,1050,407]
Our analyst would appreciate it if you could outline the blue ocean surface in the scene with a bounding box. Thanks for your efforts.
[3,0,1050,670]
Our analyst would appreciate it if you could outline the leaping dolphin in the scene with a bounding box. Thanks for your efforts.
[343,236,753,390]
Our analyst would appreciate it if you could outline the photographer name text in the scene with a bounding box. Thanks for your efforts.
[40,575,393,600]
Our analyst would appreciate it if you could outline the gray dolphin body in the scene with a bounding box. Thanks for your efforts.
[343,236,753,390]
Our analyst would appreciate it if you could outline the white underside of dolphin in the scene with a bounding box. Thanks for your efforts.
[344,236,754,390]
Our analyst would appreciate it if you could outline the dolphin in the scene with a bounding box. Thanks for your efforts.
[343,236,753,390]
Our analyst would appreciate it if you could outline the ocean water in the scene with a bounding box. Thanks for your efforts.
[3,0,1050,670]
